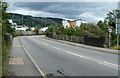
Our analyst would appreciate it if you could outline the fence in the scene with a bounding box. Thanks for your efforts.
[5,33,13,45]
[48,34,107,47]
[53,34,84,44]
[84,35,106,47]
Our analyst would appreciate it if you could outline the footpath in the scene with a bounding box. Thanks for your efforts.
[43,37,119,55]
[7,37,40,76]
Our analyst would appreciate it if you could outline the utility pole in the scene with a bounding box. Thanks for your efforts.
[13,3,15,22]
[22,15,23,25]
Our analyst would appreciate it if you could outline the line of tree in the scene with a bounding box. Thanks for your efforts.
[1,1,15,76]
[8,13,63,27]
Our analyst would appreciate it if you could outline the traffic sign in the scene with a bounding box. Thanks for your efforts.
[108,28,112,33]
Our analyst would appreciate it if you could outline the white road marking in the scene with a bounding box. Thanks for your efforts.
[51,46,118,70]
[52,46,60,50]
[22,46,44,76]
[97,62,118,69]
[65,51,87,59]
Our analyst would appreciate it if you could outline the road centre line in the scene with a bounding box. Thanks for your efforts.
[97,62,118,69]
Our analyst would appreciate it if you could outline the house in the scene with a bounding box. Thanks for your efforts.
[8,19,17,28]
[70,19,87,27]
[69,21,76,27]
[31,27,35,31]
[62,19,87,28]
[39,27,48,34]
[62,19,70,28]
[15,25,26,31]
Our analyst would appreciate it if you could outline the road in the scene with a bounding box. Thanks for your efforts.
[19,36,118,76]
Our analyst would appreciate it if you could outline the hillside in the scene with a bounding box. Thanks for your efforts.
[8,13,63,27]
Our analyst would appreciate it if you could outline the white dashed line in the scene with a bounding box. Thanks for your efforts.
[51,46,118,70]
[97,62,118,69]
[52,46,60,50]
[65,51,87,59]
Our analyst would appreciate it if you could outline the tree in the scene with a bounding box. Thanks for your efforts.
[97,20,108,34]
[106,11,116,28]
[1,1,15,76]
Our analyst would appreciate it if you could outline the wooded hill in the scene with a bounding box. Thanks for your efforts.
[8,13,63,27]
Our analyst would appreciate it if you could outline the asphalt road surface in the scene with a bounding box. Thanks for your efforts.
[19,36,118,76]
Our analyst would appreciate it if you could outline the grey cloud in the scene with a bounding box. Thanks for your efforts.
[8,2,117,23]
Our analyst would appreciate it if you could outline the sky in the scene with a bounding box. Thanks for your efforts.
[7,2,118,23]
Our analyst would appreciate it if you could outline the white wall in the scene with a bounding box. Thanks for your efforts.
[40,27,48,32]
[76,20,81,27]
[15,26,27,31]
[31,27,35,31]
[76,20,88,27]
[62,20,70,28]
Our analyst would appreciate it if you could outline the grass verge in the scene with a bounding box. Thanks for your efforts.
[110,46,120,50]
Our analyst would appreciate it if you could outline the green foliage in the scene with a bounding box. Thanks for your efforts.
[105,9,120,46]
[80,23,105,36]
[46,23,105,38]
[97,20,108,34]
[1,1,15,76]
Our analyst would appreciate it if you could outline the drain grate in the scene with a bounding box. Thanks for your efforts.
[9,58,24,64]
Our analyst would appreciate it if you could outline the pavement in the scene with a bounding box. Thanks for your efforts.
[7,37,40,76]
[17,36,118,76]
[43,36,119,55]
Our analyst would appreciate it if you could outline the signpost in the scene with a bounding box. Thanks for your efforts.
[108,27,112,48]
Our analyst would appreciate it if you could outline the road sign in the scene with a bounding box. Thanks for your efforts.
[116,18,120,34]
[108,28,112,33]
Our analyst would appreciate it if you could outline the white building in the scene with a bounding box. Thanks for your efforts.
[62,19,87,28]
[8,19,13,24]
[40,27,48,32]
[62,20,70,28]
[76,20,88,27]
[8,19,17,28]
[31,27,35,31]
[15,25,29,31]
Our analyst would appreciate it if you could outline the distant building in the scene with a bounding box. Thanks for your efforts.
[70,19,88,27]
[31,27,35,31]
[39,27,48,34]
[62,20,70,28]
[15,25,27,31]
[40,27,48,32]
[8,19,13,24]
[8,19,17,28]
[62,19,87,28]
